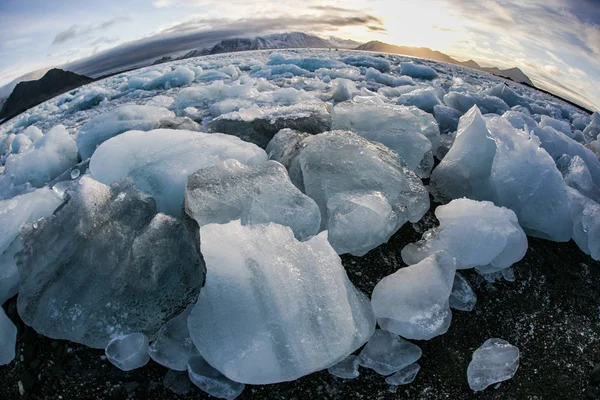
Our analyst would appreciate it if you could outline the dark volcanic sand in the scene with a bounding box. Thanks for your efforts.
[1,209,599,400]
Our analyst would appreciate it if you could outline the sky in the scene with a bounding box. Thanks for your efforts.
[0,0,599,110]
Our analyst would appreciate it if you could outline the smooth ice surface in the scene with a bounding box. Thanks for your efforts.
[0,308,16,365]
[402,199,528,272]
[568,187,600,260]
[372,252,456,340]
[331,102,440,177]
[444,91,509,115]
[76,105,175,159]
[399,63,438,80]
[1,125,78,190]
[148,307,199,371]
[358,329,422,376]
[467,338,519,392]
[184,159,320,241]
[558,155,600,203]
[397,87,442,113]
[188,221,376,384]
[385,363,420,386]
[90,129,267,216]
[269,130,429,256]
[449,272,477,311]
[206,102,332,148]
[17,177,204,348]
[430,106,572,242]
[328,355,360,379]
[433,105,461,133]
[105,333,150,371]
[187,356,245,400]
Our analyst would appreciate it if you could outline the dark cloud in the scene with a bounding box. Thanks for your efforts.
[63,11,384,77]
[52,16,131,45]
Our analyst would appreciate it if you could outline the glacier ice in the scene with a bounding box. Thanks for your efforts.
[0,238,22,304]
[16,177,204,348]
[331,102,440,177]
[568,187,600,260]
[399,63,438,80]
[485,84,527,108]
[105,333,150,371]
[557,155,600,202]
[342,56,391,72]
[188,220,376,384]
[1,125,78,189]
[583,111,600,138]
[143,67,195,90]
[385,363,420,386]
[187,356,245,400]
[269,130,429,255]
[397,87,442,113]
[184,159,321,241]
[444,91,509,115]
[76,105,176,159]
[328,355,360,379]
[358,329,422,376]
[433,105,462,133]
[0,308,16,365]
[540,115,573,137]
[449,272,477,311]
[402,199,527,272]
[148,306,199,371]
[371,251,456,340]
[89,129,267,216]
[467,338,519,392]
[430,106,572,241]
[267,53,347,72]
[364,68,406,87]
[206,102,332,148]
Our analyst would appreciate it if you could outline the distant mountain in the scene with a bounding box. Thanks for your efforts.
[356,41,534,86]
[0,69,93,121]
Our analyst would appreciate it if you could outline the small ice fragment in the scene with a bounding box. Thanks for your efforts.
[187,356,245,400]
[105,333,150,371]
[385,363,420,385]
[467,338,519,391]
[70,169,81,180]
[449,272,477,311]
[328,355,360,379]
[358,329,422,376]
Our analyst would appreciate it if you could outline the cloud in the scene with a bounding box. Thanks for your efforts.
[543,64,561,76]
[52,17,131,45]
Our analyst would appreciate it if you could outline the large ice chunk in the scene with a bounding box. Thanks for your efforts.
[105,333,150,371]
[371,251,456,340]
[76,105,175,159]
[402,199,527,272]
[267,54,347,72]
[184,159,320,241]
[399,63,438,80]
[583,111,600,138]
[467,338,519,392]
[17,177,204,348]
[433,105,462,133]
[0,308,16,365]
[358,329,422,375]
[331,102,440,177]
[557,155,600,203]
[143,67,195,90]
[187,356,245,400]
[148,307,199,371]
[89,129,267,216]
[430,106,572,241]
[206,102,332,148]
[568,187,600,260]
[397,87,442,113]
[540,115,573,137]
[188,221,376,384]
[444,91,509,115]
[269,130,429,255]
[342,56,391,72]
[2,125,78,189]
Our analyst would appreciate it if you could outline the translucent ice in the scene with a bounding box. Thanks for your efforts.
[328,355,360,379]
[2,125,78,189]
[148,307,199,371]
[269,130,429,255]
[206,102,332,148]
[342,56,391,72]
[385,363,420,386]
[467,338,519,392]
[17,177,204,348]
[184,159,321,241]
[568,187,600,260]
[0,308,16,365]
[397,87,442,113]
[188,221,376,384]
[143,67,195,90]
[449,272,477,311]
[583,111,600,138]
[76,105,175,159]
[430,106,572,242]
[540,115,572,137]
[399,63,438,80]
[163,370,192,395]
[90,129,267,216]
[187,356,245,400]
[331,102,440,177]
[433,105,462,133]
[557,155,600,203]
[444,91,509,115]
[358,329,422,375]
[402,199,527,271]
[105,333,150,371]
[371,252,456,340]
